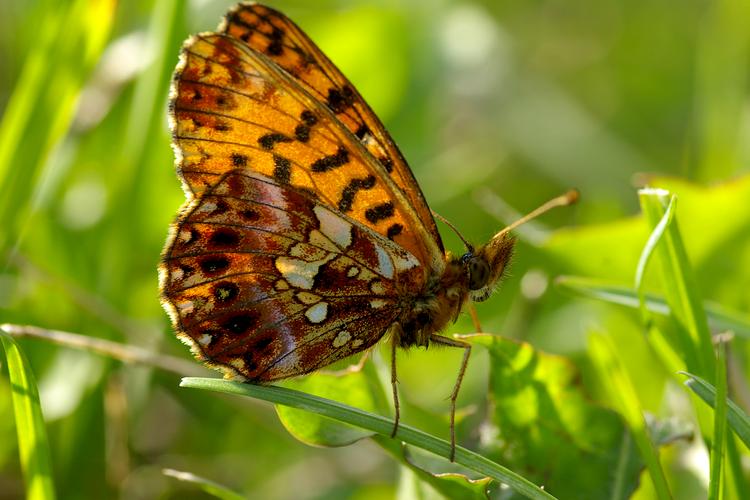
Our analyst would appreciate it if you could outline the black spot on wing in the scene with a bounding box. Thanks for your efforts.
[209,228,240,247]
[300,110,318,126]
[222,313,257,335]
[231,153,248,166]
[365,202,395,223]
[311,146,349,172]
[338,175,376,212]
[355,124,370,140]
[294,124,310,142]
[213,282,239,303]
[386,223,403,240]
[379,156,394,173]
[200,256,230,274]
[326,86,355,114]
[258,132,292,150]
[241,208,260,221]
[273,154,291,183]
[266,26,285,56]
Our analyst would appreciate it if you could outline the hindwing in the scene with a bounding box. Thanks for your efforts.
[159,170,424,381]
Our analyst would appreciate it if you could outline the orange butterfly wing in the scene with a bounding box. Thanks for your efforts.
[160,170,423,381]
[220,3,441,252]
[170,6,443,270]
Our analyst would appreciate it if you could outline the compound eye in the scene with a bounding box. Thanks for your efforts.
[468,257,490,290]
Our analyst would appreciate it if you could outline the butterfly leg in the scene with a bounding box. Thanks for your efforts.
[390,337,400,439]
[429,334,471,462]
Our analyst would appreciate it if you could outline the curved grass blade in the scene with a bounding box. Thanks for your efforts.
[0,329,56,500]
[554,277,750,338]
[180,377,556,500]
[163,468,245,500]
[638,188,714,379]
[588,332,671,500]
[681,371,750,450]
[634,193,676,323]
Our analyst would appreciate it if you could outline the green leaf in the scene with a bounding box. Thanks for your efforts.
[0,330,56,500]
[469,334,646,499]
[397,443,494,500]
[180,377,556,500]
[276,361,388,447]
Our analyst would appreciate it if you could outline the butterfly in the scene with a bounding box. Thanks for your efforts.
[159,2,576,461]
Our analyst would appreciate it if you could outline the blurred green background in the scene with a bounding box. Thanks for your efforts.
[1,0,748,498]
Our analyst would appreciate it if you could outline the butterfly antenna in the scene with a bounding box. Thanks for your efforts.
[492,189,579,240]
[432,210,474,251]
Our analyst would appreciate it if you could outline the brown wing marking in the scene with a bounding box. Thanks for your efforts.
[159,170,423,381]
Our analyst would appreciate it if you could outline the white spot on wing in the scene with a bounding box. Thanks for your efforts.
[197,201,217,214]
[198,333,212,346]
[391,250,420,271]
[178,229,193,243]
[314,205,352,248]
[370,299,386,309]
[374,243,394,278]
[332,330,351,348]
[305,302,328,323]
[275,254,334,290]
[347,266,360,278]
[176,300,194,314]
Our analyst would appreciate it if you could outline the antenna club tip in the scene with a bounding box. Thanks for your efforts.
[564,189,580,205]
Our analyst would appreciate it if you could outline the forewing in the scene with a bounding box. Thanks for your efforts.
[159,170,423,381]
[220,3,443,252]
[170,24,443,270]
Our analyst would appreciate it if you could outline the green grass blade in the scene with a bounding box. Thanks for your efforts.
[588,333,672,500]
[708,342,727,500]
[163,468,246,500]
[682,371,750,450]
[555,276,750,338]
[638,188,714,380]
[0,329,56,500]
[180,377,556,500]
[0,0,115,250]
[635,194,676,322]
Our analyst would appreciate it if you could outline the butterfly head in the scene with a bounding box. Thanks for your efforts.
[461,233,516,302]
